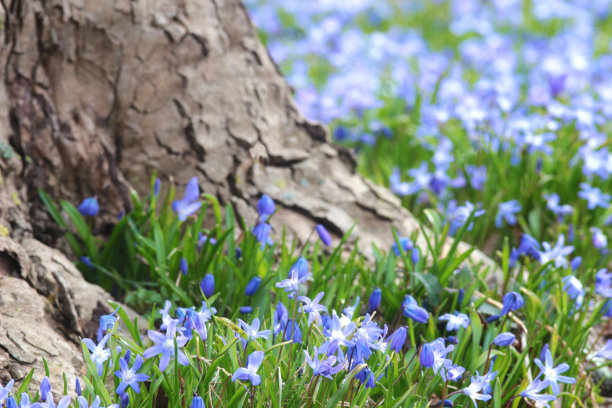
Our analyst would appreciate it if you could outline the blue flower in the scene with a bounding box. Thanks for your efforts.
[368,288,381,313]
[448,201,485,234]
[493,332,515,346]
[197,233,217,250]
[237,317,271,342]
[239,306,253,314]
[180,258,188,275]
[40,377,50,401]
[190,396,205,408]
[153,178,161,197]
[519,379,556,408]
[245,276,261,296]
[0,380,14,406]
[596,339,612,359]
[284,320,302,343]
[562,275,585,310]
[534,350,576,395]
[80,256,94,270]
[538,234,574,268]
[12,393,40,408]
[438,312,470,331]
[114,355,149,394]
[462,377,492,408]
[420,343,434,368]
[143,320,189,372]
[544,193,573,218]
[411,248,420,264]
[172,177,201,221]
[78,197,99,217]
[232,351,265,386]
[495,200,521,228]
[252,222,273,248]
[75,378,81,397]
[390,167,412,196]
[402,295,429,323]
[321,311,356,349]
[119,393,128,408]
[76,396,118,408]
[83,335,111,376]
[97,308,118,341]
[386,327,406,353]
[316,224,332,246]
[40,393,71,408]
[591,227,608,250]
[290,257,309,280]
[578,183,610,210]
[304,349,343,379]
[273,302,289,336]
[257,195,275,221]
[298,292,327,325]
[570,256,582,271]
[430,338,455,380]
[200,274,215,297]
[446,364,465,381]
[392,237,413,256]
[501,291,524,316]
[276,265,311,298]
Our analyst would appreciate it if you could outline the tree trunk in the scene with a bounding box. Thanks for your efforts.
[0,0,496,389]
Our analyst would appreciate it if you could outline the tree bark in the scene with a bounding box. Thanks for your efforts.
[0,0,497,388]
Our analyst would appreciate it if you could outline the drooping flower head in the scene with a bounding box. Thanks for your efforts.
[402,295,429,323]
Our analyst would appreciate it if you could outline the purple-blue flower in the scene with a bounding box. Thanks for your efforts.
[190,396,204,408]
[392,237,413,256]
[420,343,434,368]
[386,327,406,353]
[143,320,189,372]
[316,224,332,246]
[495,200,521,228]
[596,339,612,359]
[0,380,14,406]
[257,195,275,221]
[538,234,574,269]
[245,276,261,296]
[180,258,188,275]
[493,332,515,346]
[448,201,485,234]
[232,351,265,386]
[368,288,381,313]
[172,177,201,221]
[276,265,311,298]
[200,274,215,297]
[78,197,99,217]
[237,317,271,342]
[299,292,327,325]
[562,275,585,309]
[402,295,429,323]
[578,183,610,210]
[591,227,608,250]
[439,312,470,331]
[83,334,111,376]
[462,376,492,408]
[519,379,556,408]
[114,355,149,394]
[534,349,575,395]
[304,348,343,379]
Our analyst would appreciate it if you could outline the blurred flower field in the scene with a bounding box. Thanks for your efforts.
[4,0,612,407]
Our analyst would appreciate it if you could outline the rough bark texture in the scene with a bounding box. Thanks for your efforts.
[0,0,498,387]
